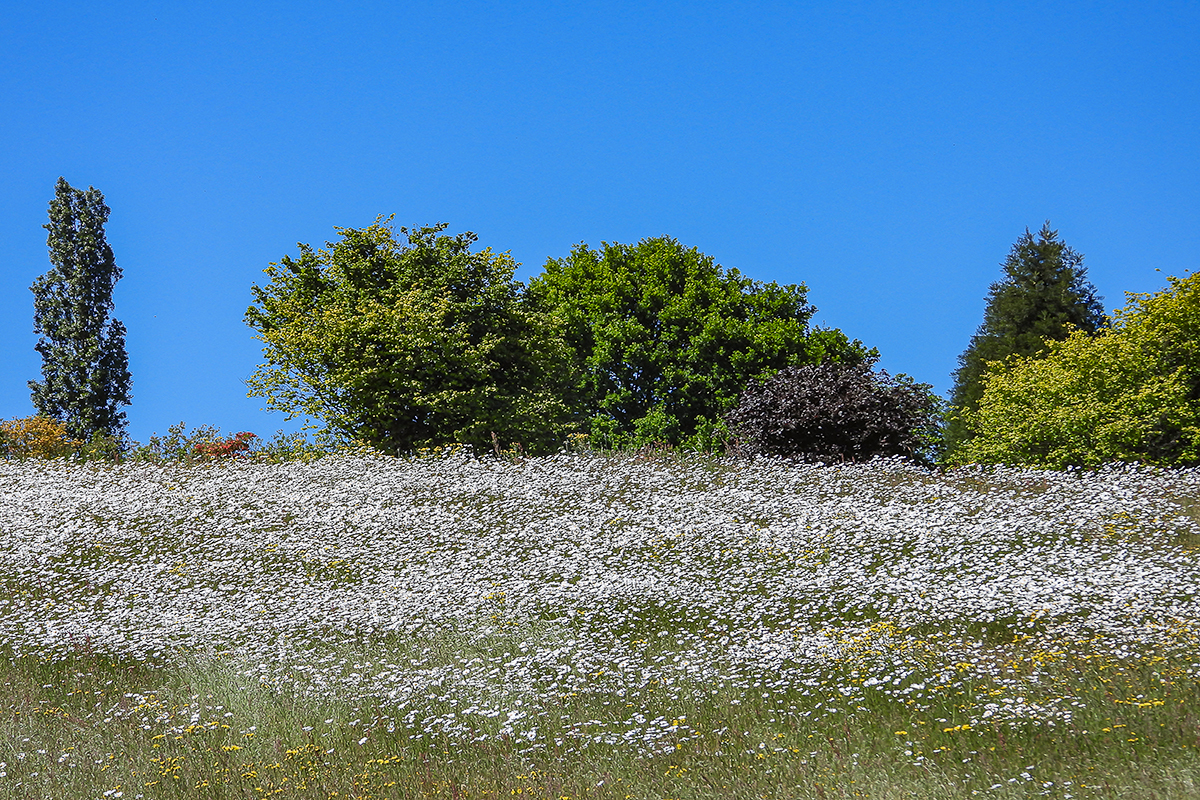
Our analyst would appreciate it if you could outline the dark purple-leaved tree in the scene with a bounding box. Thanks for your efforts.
[726,360,943,464]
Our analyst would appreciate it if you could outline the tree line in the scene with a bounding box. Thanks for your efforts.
[240,219,927,458]
[19,178,1200,468]
[945,224,1200,467]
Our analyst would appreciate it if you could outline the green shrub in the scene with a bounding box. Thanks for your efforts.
[245,221,576,457]
[129,422,222,463]
[251,429,329,463]
[951,272,1200,468]
[75,430,126,462]
[126,424,354,464]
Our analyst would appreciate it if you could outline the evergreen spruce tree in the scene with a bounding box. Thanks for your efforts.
[944,222,1104,457]
[29,177,132,442]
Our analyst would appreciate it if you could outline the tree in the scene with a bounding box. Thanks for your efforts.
[29,177,132,442]
[526,236,872,449]
[944,222,1104,457]
[726,360,944,464]
[950,272,1200,468]
[245,220,576,456]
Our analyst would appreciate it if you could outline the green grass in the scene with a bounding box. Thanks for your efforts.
[4,641,1200,799]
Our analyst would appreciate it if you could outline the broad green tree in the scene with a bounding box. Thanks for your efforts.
[29,177,132,442]
[952,272,1200,468]
[526,236,871,448]
[944,222,1104,457]
[245,220,576,455]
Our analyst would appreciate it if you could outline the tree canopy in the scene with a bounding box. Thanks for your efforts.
[950,272,1200,468]
[726,360,943,464]
[245,220,575,455]
[527,236,871,449]
[29,177,132,442]
[945,222,1104,458]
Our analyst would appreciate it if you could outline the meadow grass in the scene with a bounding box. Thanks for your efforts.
[1,452,1199,798]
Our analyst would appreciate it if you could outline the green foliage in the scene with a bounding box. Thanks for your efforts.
[726,360,944,464]
[75,430,126,462]
[128,422,229,463]
[126,423,341,464]
[250,429,331,463]
[0,418,337,466]
[945,222,1104,457]
[245,220,576,455]
[527,236,871,449]
[29,177,132,442]
[951,272,1200,468]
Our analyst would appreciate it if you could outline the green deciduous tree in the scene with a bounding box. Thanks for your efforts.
[951,271,1200,468]
[29,177,132,442]
[526,236,871,449]
[944,222,1104,457]
[245,220,576,456]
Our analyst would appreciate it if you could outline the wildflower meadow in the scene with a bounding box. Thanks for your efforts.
[1,451,1199,798]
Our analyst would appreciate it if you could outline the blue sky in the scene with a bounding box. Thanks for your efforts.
[2,0,1197,445]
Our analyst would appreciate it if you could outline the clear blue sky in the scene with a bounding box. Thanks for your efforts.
[3,1,1197,445]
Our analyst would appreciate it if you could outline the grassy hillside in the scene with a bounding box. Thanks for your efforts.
[1,453,1199,798]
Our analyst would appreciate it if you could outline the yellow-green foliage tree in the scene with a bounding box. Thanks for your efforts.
[951,272,1200,468]
[943,223,1104,459]
[245,220,576,456]
[0,415,80,459]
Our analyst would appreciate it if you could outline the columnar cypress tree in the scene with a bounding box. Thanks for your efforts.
[944,222,1104,458]
[29,177,132,442]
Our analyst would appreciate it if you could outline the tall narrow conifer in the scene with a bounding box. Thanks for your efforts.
[945,222,1104,457]
[29,177,132,441]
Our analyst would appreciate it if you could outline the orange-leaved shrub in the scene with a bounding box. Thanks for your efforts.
[192,431,258,459]
[0,415,81,459]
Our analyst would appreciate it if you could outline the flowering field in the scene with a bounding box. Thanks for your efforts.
[2,452,1199,799]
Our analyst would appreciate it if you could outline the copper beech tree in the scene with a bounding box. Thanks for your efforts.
[726,360,943,464]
